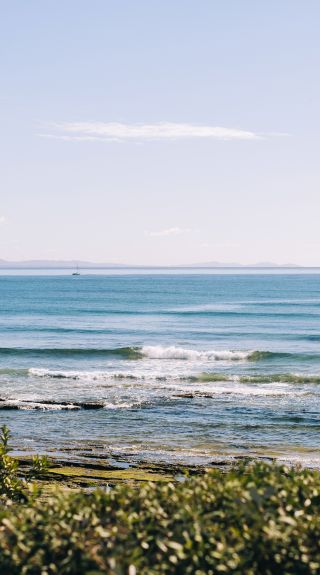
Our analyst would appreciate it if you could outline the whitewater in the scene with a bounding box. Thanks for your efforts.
[0,270,320,467]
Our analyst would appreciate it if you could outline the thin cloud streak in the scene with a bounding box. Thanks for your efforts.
[146,227,192,237]
[42,122,261,142]
[201,242,240,249]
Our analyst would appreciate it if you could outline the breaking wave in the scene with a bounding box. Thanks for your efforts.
[141,345,254,360]
[0,345,315,363]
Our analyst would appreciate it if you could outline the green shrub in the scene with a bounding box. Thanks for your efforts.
[0,425,49,503]
[0,425,26,502]
[0,458,319,574]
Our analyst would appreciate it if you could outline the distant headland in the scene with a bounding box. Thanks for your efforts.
[0,259,302,269]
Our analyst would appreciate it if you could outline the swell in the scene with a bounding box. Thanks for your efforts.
[161,310,320,319]
[189,372,320,384]
[0,345,317,362]
[3,309,320,319]
[0,346,143,359]
[238,373,320,384]
[194,373,320,385]
[0,368,29,376]
[3,328,320,343]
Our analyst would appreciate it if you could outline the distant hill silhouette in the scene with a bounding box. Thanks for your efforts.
[0,259,302,269]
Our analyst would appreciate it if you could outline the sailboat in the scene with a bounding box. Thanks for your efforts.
[72,264,80,276]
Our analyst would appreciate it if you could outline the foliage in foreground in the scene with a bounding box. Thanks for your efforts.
[0,459,319,574]
[0,425,48,502]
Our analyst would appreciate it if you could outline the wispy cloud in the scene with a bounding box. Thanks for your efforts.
[41,122,261,143]
[146,227,192,237]
[201,242,240,249]
[0,216,6,224]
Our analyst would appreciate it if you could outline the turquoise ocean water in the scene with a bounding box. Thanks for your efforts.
[0,270,320,466]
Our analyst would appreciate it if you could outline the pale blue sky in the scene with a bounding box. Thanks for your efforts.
[1,0,320,265]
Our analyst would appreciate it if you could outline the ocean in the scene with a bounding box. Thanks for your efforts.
[0,270,320,467]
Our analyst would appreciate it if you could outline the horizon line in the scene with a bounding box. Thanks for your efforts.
[0,259,316,269]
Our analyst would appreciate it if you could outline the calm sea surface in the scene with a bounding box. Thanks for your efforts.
[1,270,320,466]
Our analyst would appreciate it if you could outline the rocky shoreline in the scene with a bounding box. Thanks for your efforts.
[16,452,275,492]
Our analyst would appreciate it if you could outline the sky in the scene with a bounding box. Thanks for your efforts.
[1,0,320,266]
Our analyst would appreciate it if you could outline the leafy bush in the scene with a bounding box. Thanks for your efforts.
[0,454,319,574]
[0,425,49,502]
[0,425,26,502]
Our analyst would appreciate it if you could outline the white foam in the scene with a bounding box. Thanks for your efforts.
[141,345,252,361]
[170,382,303,397]
[103,401,138,409]
[29,368,110,380]
[3,400,79,410]
[28,368,187,381]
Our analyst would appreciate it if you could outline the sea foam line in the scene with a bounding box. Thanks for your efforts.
[140,345,253,360]
[28,368,320,385]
